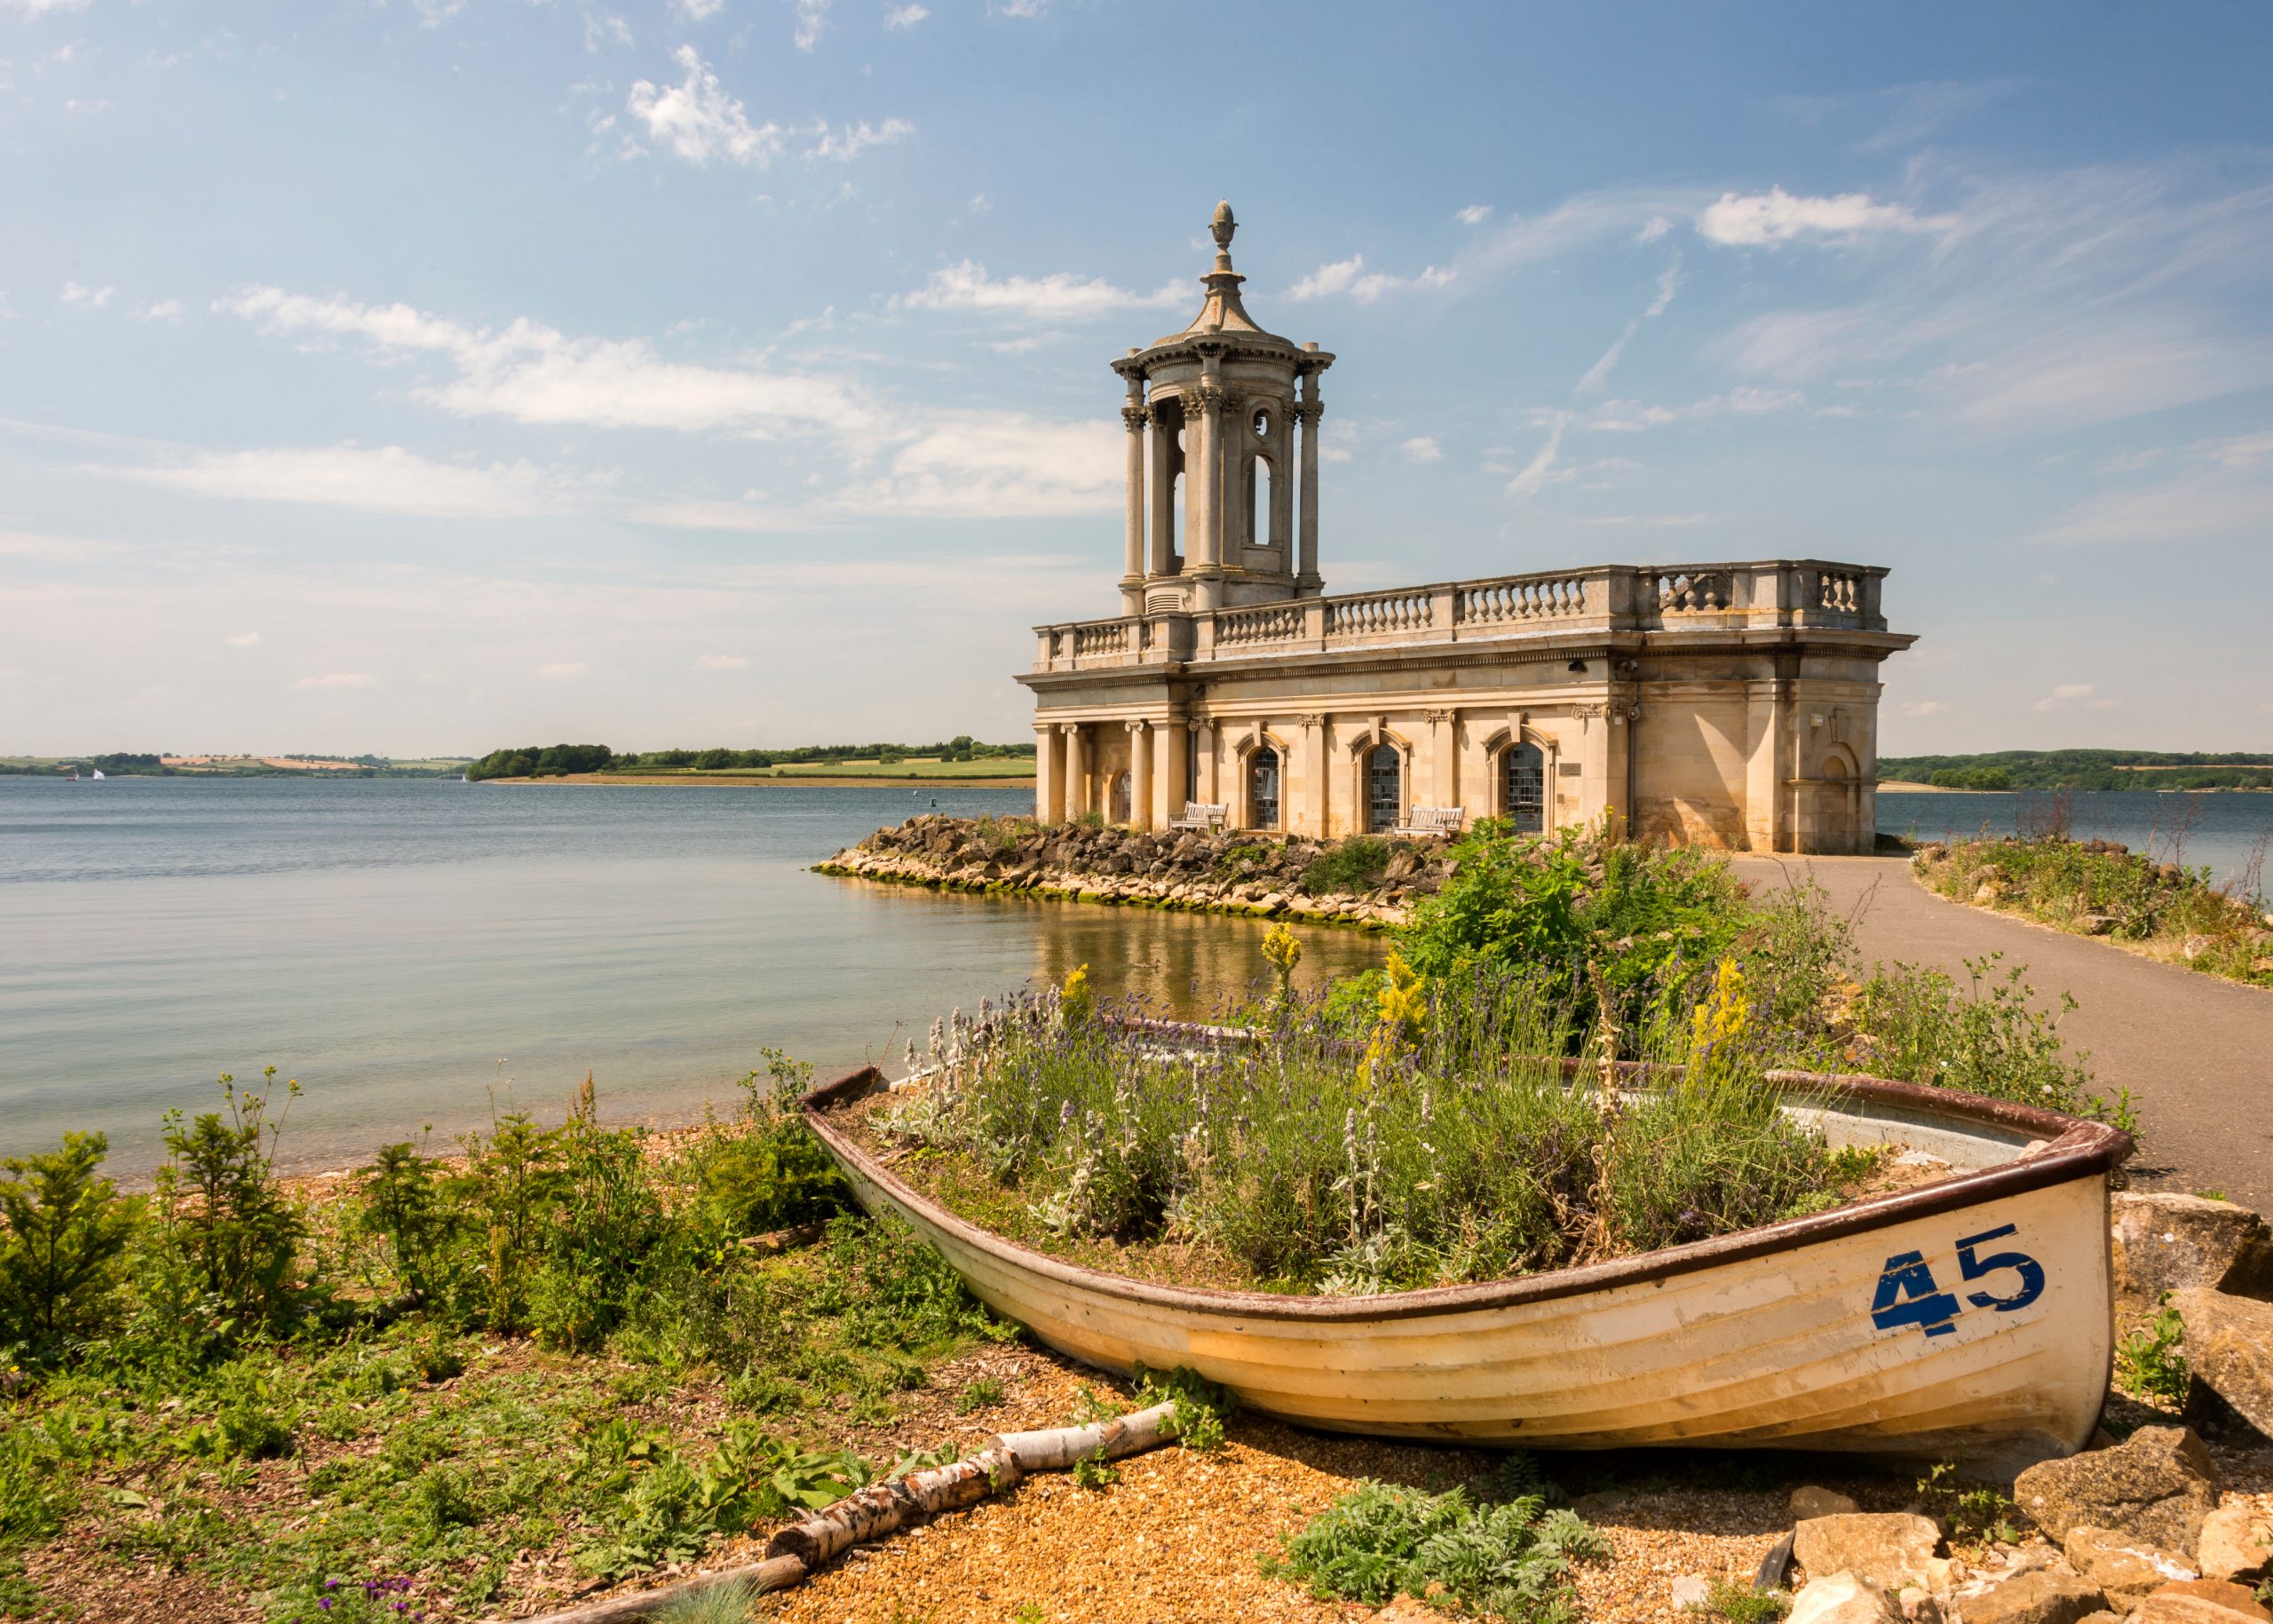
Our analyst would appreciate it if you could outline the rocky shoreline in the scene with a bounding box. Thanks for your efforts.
[813,813,1456,927]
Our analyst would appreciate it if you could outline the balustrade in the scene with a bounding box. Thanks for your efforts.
[1216,605,1303,647]
[1073,621,1129,658]
[1817,569,1861,614]
[1458,574,1587,626]
[1655,570,1730,613]
[1325,590,1432,638]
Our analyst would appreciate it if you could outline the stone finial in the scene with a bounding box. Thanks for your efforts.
[1211,200,1237,268]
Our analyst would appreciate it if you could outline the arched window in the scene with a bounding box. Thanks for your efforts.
[1366,742,1401,833]
[1110,771,1132,825]
[1245,455,1274,553]
[1503,741,1546,834]
[1248,747,1280,830]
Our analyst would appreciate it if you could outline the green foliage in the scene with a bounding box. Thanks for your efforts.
[1303,836,1392,894]
[1070,1449,1121,1491]
[1915,1461,2023,1546]
[465,742,615,780]
[0,1130,137,1358]
[2116,1303,2191,1405]
[1849,955,2102,1117]
[1688,1578,1790,1621]
[1133,1363,1239,1453]
[651,1579,763,1624]
[954,1376,1005,1414]
[1884,749,2273,792]
[1262,1477,1604,1621]
[1928,766,2013,791]
[149,1068,308,1341]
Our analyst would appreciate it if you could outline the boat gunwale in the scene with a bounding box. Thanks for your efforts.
[802,1042,2131,1326]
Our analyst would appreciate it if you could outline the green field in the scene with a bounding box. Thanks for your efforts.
[762,757,1034,780]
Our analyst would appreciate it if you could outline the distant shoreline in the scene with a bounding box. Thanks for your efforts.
[491,772,1038,791]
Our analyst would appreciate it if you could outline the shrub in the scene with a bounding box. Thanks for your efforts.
[1303,836,1391,894]
[1849,955,2100,1116]
[0,1131,137,1358]
[2116,1303,2190,1405]
[150,1070,307,1338]
[1262,1476,1604,1621]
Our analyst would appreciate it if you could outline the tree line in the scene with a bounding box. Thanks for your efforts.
[1881,749,2273,792]
[464,736,1038,780]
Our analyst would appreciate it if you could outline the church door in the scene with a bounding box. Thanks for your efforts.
[1504,741,1546,833]
[1248,748,1280,830]
[1366,742,1402,833]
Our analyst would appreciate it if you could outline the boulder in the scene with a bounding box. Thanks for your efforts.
[2062,1525,2198,1605]
[1942,1565,2107,1624]
[1795,1514,1952,1594]
[2172,1290,2273,1440]
[2128,1578,2273,1622]
[1671,1573,1712,1608]
[2113,1196,2273,1317]
[2011,1426,2221,1556]
[2197,1501,2273,1584]
[1794,1485,1865,1521]
[1790,1573,1904,1624]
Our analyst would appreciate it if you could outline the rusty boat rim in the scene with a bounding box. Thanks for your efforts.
[802,1053,2132,1326]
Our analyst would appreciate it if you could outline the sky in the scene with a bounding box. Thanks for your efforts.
[4,1,2270,758]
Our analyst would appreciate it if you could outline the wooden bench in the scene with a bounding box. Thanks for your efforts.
[1393,805,1465,838]
[1168,801,1229,832]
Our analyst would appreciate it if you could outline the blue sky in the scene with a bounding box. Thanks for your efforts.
[4,1,2269,757]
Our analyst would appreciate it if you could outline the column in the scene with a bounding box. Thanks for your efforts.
[1127,720,1152,832]
[1156,713,1187,828]
[1427,709,1457,809]
[1034,723,1059,825]
[1149,409,1176,575]
[1296,372,1322,593]
[1188,358,1223,611]
[1191,719,1216,804]
[1295,714,1327,836]
[1061,724,1086,822]
[1120,383,1146,615]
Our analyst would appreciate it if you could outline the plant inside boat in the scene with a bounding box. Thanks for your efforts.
[869,951,1882,1295]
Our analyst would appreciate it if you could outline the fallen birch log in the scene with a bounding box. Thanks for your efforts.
[491,1399,1182,1624]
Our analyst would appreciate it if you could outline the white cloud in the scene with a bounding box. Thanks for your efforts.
[693,653,747,670]
[1576,257,1682,395]
[585,13,635,50]
[1454,203,1491,226]
[0,0,91,12]
[221,286,883,439]
[296,671,374,690]
[792,0,830,50]
[884,2,927,24]
[2031,682,2119,714]
[1636,216,1672,242]
[59,281,113,309]
[994,0,1047,14]
[226,630,261,647]
[412,0,463,27]
[630,498,806,532]
[1582,385,1805,432]
[135,297,183,321]
[1579,512,1710,527]
[1695,186,1952,247]
[898,260,1179,321]
[1284,254,1455,305]
[834,412,1120,517]
[539,661,589,680]
[1506,414,1569,499]
[626,46,781,167]
[1398,436,1442,463]
[805,116,913,162]
[109,443,583,519]
[675,0,724,16]
[1900,700,1949,718]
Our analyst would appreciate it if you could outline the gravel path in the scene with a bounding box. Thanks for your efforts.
[1731,854,2273,1210]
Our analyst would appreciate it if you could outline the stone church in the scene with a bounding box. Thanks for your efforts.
[1017,203,1914,854]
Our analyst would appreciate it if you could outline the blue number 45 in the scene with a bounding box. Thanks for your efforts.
[1871,1224,2046,1340]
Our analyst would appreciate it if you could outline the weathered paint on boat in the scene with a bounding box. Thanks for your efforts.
[804,1066,2130,1472]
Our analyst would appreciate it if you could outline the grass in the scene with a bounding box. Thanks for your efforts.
[601,757,1034,780]
[1914,824,2271,988]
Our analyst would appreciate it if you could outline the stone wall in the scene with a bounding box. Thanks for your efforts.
[813,814,1454,926]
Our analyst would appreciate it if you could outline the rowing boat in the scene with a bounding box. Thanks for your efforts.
[803,1061,2129,1473]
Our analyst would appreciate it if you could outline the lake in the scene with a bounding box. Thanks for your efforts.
[0,777,1386,1175]
[1875,788,2272,887]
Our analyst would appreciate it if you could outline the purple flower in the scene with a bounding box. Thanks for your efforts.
[319,1603,333,1613]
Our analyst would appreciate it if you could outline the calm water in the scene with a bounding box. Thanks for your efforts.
[1877,788,2273,888]
[0,778,1384,1174]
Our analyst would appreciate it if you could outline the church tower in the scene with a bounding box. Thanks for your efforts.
[1110,202,1334,616]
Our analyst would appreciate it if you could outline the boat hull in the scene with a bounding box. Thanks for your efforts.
[807,1066,2126,1473]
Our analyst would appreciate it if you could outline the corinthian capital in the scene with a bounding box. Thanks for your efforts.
[1121,405,1151,432]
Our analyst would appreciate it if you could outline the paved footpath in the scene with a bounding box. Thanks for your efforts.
[1730,855,2273,1211]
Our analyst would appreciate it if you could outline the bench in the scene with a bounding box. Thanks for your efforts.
[1168,801,1229,832]
[1393,805,1465,838]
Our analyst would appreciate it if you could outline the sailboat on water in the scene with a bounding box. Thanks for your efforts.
[91,769,105,780]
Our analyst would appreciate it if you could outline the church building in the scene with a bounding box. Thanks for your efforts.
[1017,203,1915,854]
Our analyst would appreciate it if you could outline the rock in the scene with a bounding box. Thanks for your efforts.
[1943,1565,2107,1624]
[1368,1599,1440,1624]
[2182,935,2217,961]
[1790,1573,1904,1624]
[2079,914,2118,936]
[2012,1426,2221,1557]
[1671,1573,1712,1608]
[1795,1514,1952,1594]
[1796,1486,1866,1521]
[1900,1588,1948,1623]
[2062,1525,2198,1605]
[2173,1290,2273,1440]
[2197,1501,2273,1584]
[2130,1578,2273,1622]
[1573,1489,1630,1518]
